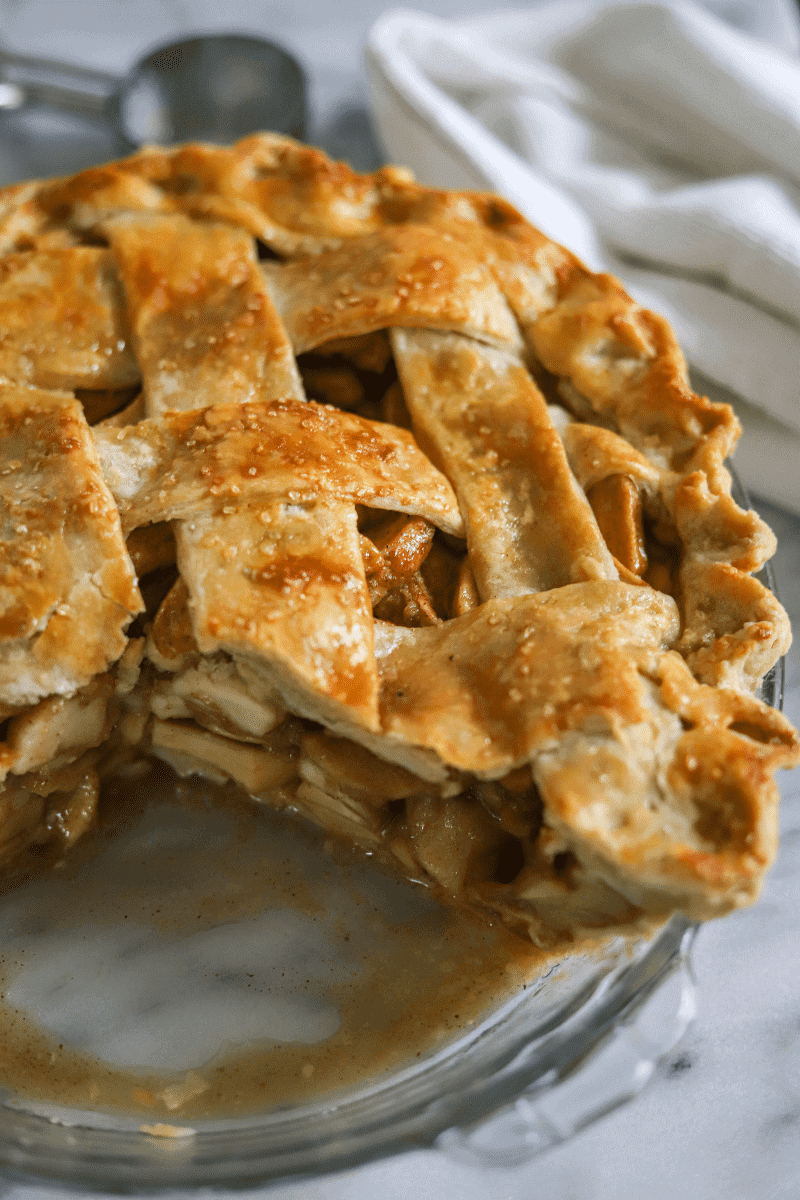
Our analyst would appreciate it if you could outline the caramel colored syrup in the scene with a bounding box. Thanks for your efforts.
[0,768,545,1121]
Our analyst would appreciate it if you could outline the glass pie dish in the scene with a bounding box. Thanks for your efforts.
[0,913,697,1190]
[0,479,782,1193]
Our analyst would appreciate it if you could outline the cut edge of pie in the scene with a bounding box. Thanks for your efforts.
[0,133,796,949]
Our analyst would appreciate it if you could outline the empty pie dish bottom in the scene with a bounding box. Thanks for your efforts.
[0,791,695,1190]
[0,480,783,1191]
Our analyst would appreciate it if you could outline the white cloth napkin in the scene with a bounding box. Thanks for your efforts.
[366,0,800,514]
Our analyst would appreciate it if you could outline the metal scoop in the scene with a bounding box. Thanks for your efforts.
[0,33,307,147]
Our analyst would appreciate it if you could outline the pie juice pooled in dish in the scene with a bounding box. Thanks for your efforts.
[0,131,796,961]
[0,774,548,1119]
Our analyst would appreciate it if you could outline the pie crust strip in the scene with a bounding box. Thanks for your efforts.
[391,328,617,599]
[105,213,304,417]
[0,385,141,707]
[175,498,380,729]
[0,248,138,390]
[264,225,523,355]
[93,399,465,538]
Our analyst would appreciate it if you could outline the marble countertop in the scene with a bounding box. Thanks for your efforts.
[0,2,799,1198]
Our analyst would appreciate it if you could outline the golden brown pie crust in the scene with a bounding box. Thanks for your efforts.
[0,133,796,945]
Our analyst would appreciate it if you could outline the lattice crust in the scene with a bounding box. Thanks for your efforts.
[0,134,796,940]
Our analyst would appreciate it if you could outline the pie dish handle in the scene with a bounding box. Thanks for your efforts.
[437,922,697,1168]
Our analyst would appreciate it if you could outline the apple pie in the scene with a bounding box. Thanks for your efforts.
[0,134,796,945]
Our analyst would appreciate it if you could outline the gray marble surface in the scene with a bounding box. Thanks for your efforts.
[0,1,799,1197]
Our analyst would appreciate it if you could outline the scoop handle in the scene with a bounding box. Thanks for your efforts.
[0,48,119,116]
